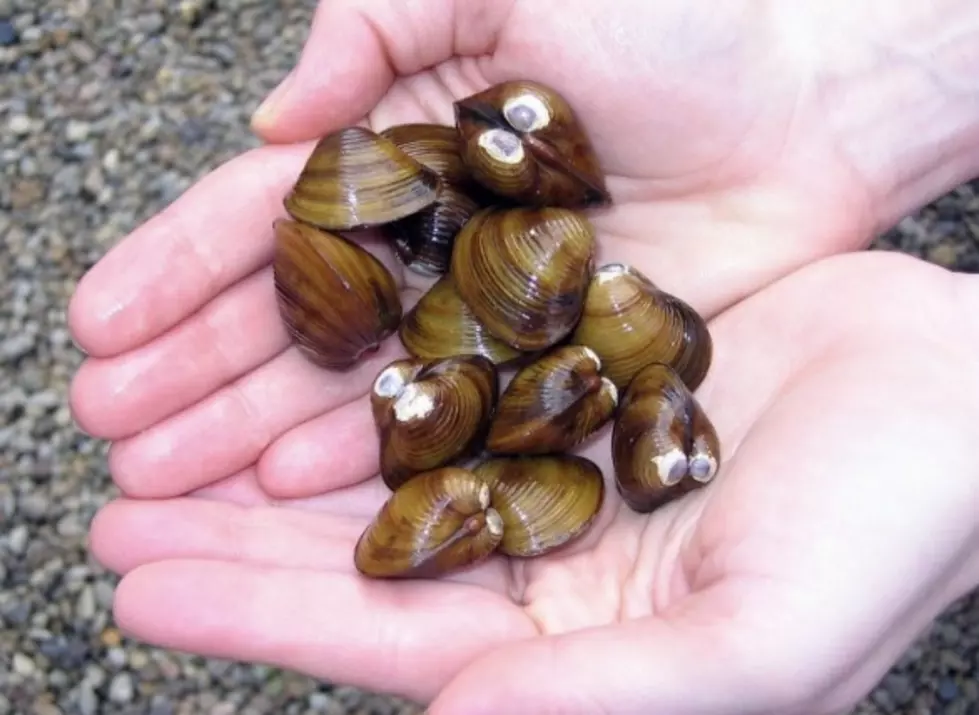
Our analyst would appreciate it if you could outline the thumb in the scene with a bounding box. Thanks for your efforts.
[427,592,788,715]
[250,0,509,143]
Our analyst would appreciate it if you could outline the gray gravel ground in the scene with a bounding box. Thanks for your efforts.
[1,1,977,713]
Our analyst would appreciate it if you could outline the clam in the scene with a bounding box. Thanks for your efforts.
[273,219,402,370]
[378,123,488,276]
[378,123,475,185]
[382,184,481,276]
[371,354,498,490]
[454,80,611,208]
[473,454,605,557]
[398,274,525,367]
[283,126,439,231]
[354,466,503,578]
[450,206,596,351]
[486,345,618,454]
[571,263,712,392]
[611,362,721,514]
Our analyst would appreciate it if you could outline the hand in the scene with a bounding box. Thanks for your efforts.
[69,0,979,713]
[67,0,888,501]
[83,250,979,714]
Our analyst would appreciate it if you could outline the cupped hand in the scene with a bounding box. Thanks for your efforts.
[68,0,881,500]
[69,1,979,713]
[84,250,979,714]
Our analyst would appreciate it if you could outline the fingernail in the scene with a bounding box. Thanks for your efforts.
[252,67,297,127]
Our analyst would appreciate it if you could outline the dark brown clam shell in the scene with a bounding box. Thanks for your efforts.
[273,219,402,371]
[486,345,617,454]
[611,362,721,514]
[379,123,488,276]
[571,263,712,392]
[473,454,605,557]
[370,355,498,490]
[454,80,611,208]
[383,184,481,276]
[283,126,439,231]
[354,467,503,579]
[450,206,596,351]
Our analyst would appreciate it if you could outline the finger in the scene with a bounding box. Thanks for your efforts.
[257,394,378,498]
[68,143,315,358]
[113,560,535,702]
[70,266,287,440]
[89,497,364,576]
[250,0,511,142]
[108,338,406,498]
[189,465,396,517]
[430,589,782,715]
[190,467,274,505]
[90,490,513,594]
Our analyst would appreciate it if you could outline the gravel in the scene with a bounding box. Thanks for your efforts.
[0,0,976,713]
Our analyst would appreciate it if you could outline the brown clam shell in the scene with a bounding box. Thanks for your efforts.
[378,123,473,185]
[370,355,498,490]
[353,467,503,579]
[398,274,525,367]
[611,362,721,514]
[379,123,487,276]
[571,263,713,392]
[486,345,618,454]
[450,206,596,351]
[273,219,402,370]
[454,80,611,208]
[383,184,481,277]
[473,454,605,557]
[283,126,439,231]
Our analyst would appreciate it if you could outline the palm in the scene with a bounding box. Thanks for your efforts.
[86,248,979,710]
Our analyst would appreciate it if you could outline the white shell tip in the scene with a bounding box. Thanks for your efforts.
[373,366,406,398]
[392,383,435,422]
[478,483,491,510]
[654,449,688,486]
[485,508,505,536]
[600,377,619,404]
[478,128,525,165]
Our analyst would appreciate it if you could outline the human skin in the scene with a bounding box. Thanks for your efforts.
[70,1,979,713]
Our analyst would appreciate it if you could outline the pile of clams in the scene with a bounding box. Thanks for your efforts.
[272,80,721,580]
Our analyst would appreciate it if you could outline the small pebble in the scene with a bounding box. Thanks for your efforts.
[938,678,960,702]
[108,672,135,703]
[8,115,31,136]
[13,653,36,676]
[0,19,17,46]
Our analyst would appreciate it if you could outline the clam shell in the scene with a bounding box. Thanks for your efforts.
[571,263,712,392]
[353,467,503,578]
[398,274,525,367]
[611,362,721,514]
[383,184,481,276]
[284,126,439,231]
[379,123,487,276]
[454,80,611,208]
[371,355,498,490]
[450,206,596,351]
[378,123,474,186]
[273,219,402,370]
[474,454,605,557]
[486,345,618,454]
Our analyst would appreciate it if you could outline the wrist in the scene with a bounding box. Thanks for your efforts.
[784,1,979,231]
